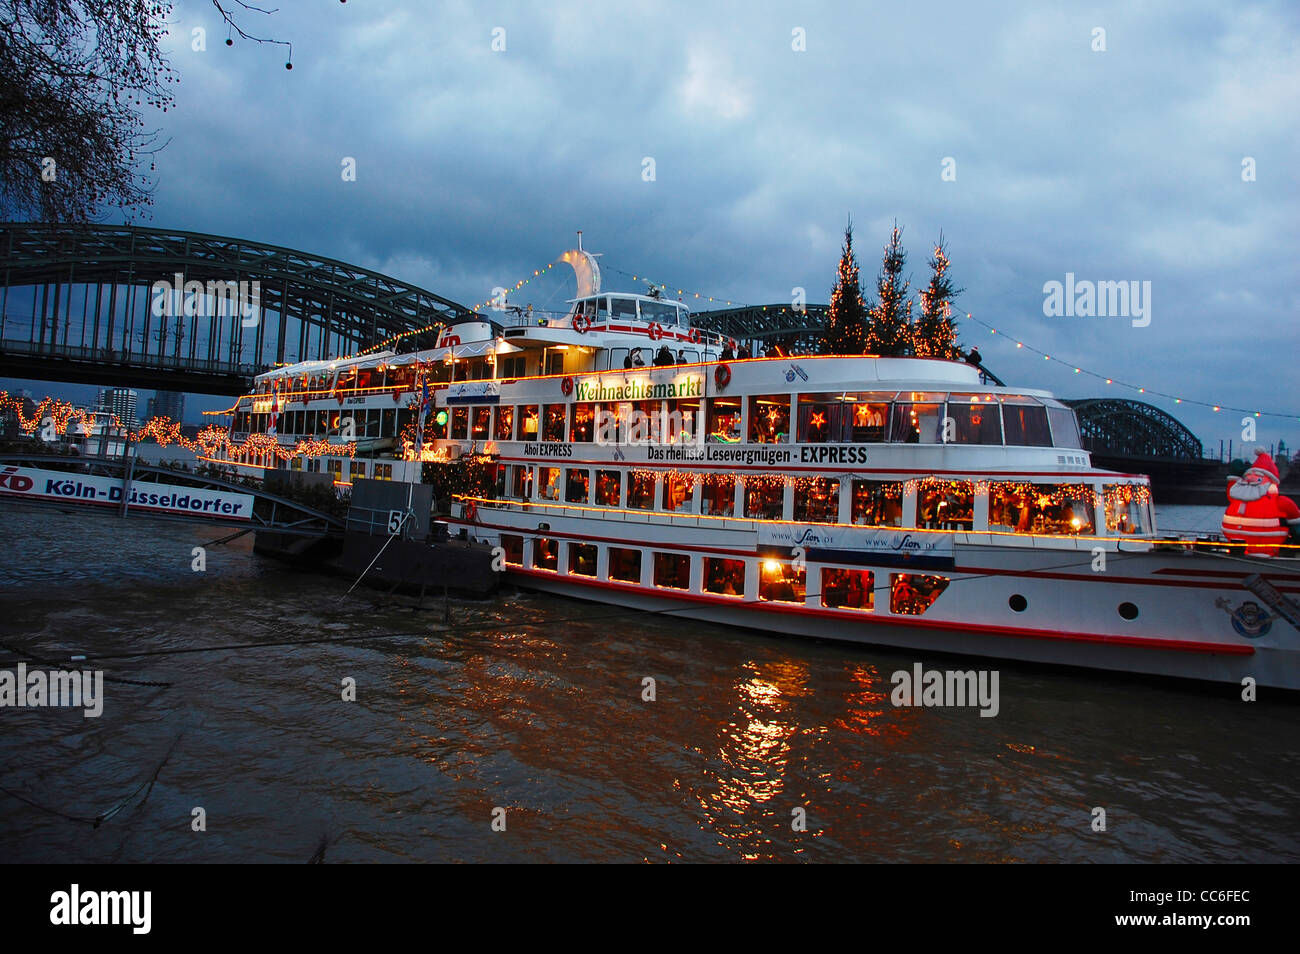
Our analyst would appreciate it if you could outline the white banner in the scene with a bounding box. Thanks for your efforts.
[0,465,254,520]
[758,523,954,560]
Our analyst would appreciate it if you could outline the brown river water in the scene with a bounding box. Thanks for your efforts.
[0,505,1296,863]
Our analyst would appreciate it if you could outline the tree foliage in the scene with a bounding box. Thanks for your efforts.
[821,219,869,355]
[864,223,913,356]
[912,233,963,359]
[0,0,178,222]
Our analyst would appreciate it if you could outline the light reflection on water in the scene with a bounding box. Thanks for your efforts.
[0,506,1296,863]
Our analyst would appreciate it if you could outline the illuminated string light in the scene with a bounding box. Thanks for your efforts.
[963,313,1285,420]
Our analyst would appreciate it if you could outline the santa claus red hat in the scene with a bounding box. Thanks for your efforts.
[1245,447,1281,484]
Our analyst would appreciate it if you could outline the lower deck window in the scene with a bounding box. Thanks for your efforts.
[917,481,973,530]
[500,534,523,565]
[568,543,597,576]
[759,560,806,602]
[595,470,621,506]
[704,558,745,597]
[608,547,642,583]
[889,573,949,615]
[533,537,559,571]
[702,476,736,517]
[821,568,874,610]
[653,552,691,589]
[794,477,840,523]
[745,479,785,520]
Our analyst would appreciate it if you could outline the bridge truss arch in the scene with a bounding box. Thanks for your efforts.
[1063,398,1203,461]
[0,223,477,394]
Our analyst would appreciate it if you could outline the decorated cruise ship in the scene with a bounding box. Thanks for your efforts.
[218,246,1300,690]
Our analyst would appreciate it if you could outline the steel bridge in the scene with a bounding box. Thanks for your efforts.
[0,223,476,395]
[1063,398,1204,462]
[0,453,345,537]
[692,303,829,347]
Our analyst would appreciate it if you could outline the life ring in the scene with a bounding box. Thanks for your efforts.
[647,322,663,341]
[573,314,591,334]
[392,389,402,403]
[715,364,732,389]
[560,375,574,396]
[688,328,701,344]
[465,500,478,523]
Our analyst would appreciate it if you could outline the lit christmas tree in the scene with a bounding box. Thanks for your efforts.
[865,223,913,356]
[822,220,868,354]
[913,233,963,359]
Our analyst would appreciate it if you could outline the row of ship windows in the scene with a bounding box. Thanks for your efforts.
[500,534,950,616]
[443,393,1081,448]
[494,465,1153,535]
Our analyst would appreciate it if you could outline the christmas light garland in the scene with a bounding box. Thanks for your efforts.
[1,392,355,463]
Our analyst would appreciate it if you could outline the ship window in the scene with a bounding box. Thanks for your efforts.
[595,470,621,506]
[918,481,974,530]
[744,477,785,520]
[888,402,943,443]
[565,468,590,504]
[544,352,565,375]
[495,405,514,441]
[519,405,539,440]
[1045,403,1083,449]
[450,407,469,440]
[472,406,491,439]
[500,534,523,565]
[593,297,609,320]
[797,393,856,443]
[851,479,904,526]
[610,297,638,321]
[542,403,567,441]
[382,409,395,437]
[704,558,746,597]
[702,474,736,516]
[759,560,806,603]
[822,568,874,611]
[627,471,655,509]
[653,552,691,589]
[1104,484,1151,534]
[533,538,559,571]
[673,397,701,443]
[568,543,598,577]
[794,477,840,523]
[494,464,506,496]
[944,394,1003,444]
[639,300,676,325]
[570,403,596,442]
[661,472,695,512]
[1001,398,1052,446]
[990,482,1097,535]
[538,467,561,501]
[707,397,742,443]
[608,547,642,584]
[501,355,526,378]
[890,573,949,615]
[749,395,790,443]
[510,465,532,499]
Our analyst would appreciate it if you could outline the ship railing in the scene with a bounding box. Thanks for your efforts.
[459,498,1158,551]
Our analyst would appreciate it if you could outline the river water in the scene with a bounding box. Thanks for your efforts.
[0,501,1295,863]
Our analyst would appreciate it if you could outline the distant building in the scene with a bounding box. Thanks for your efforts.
[148,390,186,423]
[98,387,138,428]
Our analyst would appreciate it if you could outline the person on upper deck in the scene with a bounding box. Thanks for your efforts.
[623,352,634,369]
[631,349,646,367]
[965,347,982,367]
[720,344,735,361]
[676,349,687,364]
[653,345,674,366]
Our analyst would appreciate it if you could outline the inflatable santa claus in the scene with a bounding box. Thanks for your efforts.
[1221,448,1300,556]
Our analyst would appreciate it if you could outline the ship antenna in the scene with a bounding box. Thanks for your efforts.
[576,230,583,251]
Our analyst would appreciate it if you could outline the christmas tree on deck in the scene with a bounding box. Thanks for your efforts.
[821,220,868,355]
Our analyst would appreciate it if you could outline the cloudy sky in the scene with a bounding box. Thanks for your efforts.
[10,0,1299,455]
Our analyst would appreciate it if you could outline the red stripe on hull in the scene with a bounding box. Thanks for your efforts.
[506,566,1254,656]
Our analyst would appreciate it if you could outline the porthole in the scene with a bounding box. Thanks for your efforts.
[1119,602,1139,620]
[1009,594,1028,613]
